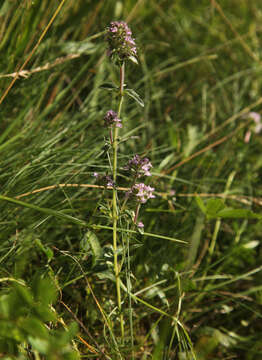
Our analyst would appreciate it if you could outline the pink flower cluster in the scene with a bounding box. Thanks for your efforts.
[124,154,153,177]
[129,183,155,204]
[93,172,114,188]
[106,21,137,64]
[104,110,122,128]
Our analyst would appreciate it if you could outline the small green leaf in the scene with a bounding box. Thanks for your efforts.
[195,196,206,214]
[243,240,259,249]
[14,284,34,307]
[61,40,97,55]
[216,208,261,219]
[35,305,56,322]
[81,231,102,267]
[33,276,58,306]
[35,238,53,262]
[184,124,200,157]
[22,317,48,339]
[137,226,144,235]
[28,336,49,354]
[99,82,118,91]
[52,322,79,347]
[128,55,139,64]
[80,234,90,253]
[206,198,225,218]
[196,197,261,220]
[125,88,144,107]
[67,322,79,339]
[97,270,115,281]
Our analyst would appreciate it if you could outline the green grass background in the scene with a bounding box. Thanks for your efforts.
[0,0,262,359]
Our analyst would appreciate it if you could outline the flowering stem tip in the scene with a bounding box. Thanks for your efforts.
[106,21,137,65]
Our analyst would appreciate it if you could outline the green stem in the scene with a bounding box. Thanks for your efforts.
[112,63,125,340]
[126,230,134,360]
[134,203,141,224]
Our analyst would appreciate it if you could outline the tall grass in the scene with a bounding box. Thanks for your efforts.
[0,0,262,359]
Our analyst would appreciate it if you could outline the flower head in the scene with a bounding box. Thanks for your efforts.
[128,183,155,204]
[106,21,137,65]
[137,221,144,228]
[93,172,115,188]
[124,154,153,178]
[104,110,122,128]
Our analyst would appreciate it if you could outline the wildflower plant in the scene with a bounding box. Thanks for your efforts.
[2,4,261,359]
[95,21,154,344]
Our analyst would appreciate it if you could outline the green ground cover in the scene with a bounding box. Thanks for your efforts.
[0,0,262,358]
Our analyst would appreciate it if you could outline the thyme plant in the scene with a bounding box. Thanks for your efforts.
[95,21,155,342]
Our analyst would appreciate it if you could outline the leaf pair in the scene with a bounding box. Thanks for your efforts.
[100,82,144,107]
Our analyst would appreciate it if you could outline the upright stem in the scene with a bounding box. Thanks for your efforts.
[134,203,141,224]
[112,63,125,340]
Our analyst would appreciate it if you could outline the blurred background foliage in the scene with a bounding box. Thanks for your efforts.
[0,0,262,358]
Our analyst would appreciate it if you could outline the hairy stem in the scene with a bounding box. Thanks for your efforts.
[112,63,125,340]
[134,203,141,224]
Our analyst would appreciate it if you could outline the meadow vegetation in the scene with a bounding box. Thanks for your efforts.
[0,0,262,359]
